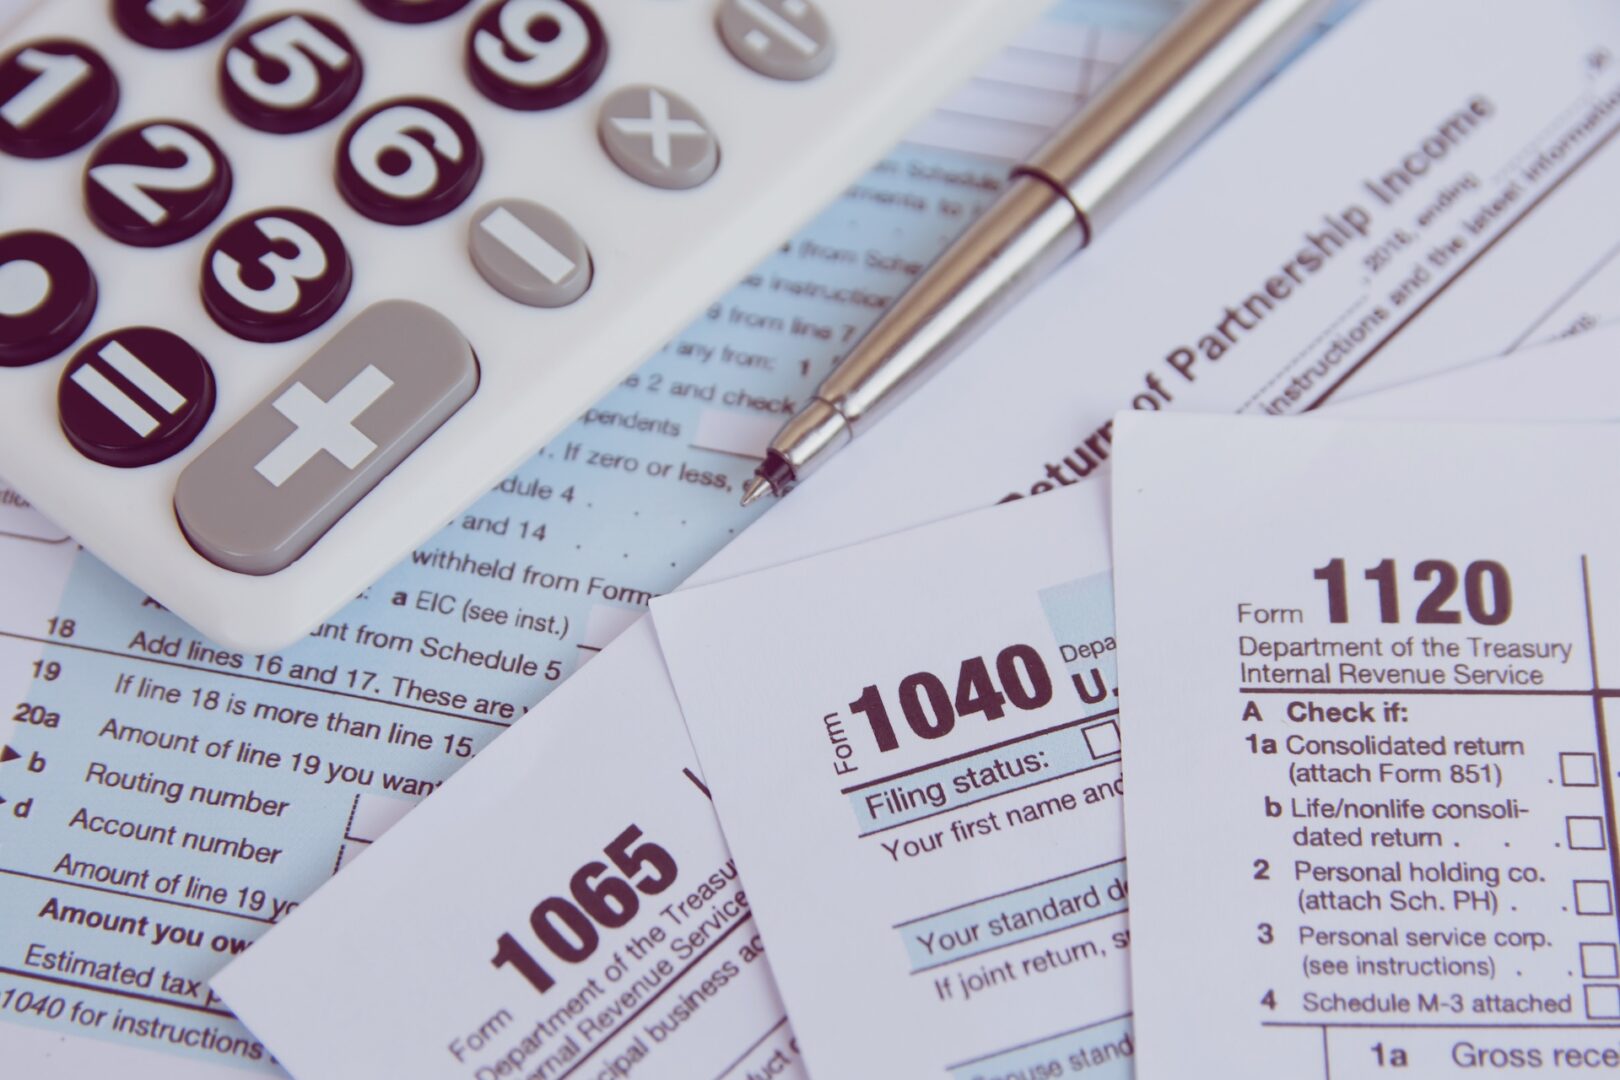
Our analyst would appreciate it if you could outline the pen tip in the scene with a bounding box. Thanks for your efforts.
[740,476,772,508]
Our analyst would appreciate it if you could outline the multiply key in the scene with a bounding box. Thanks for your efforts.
[175,301,478,575]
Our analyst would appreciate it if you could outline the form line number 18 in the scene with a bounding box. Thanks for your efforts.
[1313,558,1511,625]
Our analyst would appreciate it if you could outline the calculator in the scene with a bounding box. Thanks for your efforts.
[0,0,1048,651]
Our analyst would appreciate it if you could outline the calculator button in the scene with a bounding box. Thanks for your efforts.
[598,86,718,190]
[175,300,478,575]
[0,40,120,159]
[717,0,835,81]
[469,199,591,307]
[59,327,215,468]
[360,0,474,24]
[114,0,247,51]
[337,98,482,225]
[220,13,364,134]
[465,0,607,111]
[0,231,97,368]
[85,120,233,247]
[203,209,353,342]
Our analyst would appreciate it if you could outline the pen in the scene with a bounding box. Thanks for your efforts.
[741,0,1334,506]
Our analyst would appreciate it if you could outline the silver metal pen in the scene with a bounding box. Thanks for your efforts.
[740,0,1333,506]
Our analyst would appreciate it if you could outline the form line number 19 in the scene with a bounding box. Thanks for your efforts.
[1313,558,1512,626]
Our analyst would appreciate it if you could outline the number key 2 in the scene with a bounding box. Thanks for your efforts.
[84,120,233,247]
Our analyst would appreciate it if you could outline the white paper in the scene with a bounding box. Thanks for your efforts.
[1328,321,1620,421]
[652,490,1128,1077]
[638,319,1620,1078]
[1111,411,1620,1078]
[215,2,1620,1075]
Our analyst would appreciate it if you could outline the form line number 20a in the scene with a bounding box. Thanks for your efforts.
[1313,559,1511,626]
[849,645,1054,754]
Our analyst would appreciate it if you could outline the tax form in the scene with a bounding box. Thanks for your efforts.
[1110,413,1620,1079]
[651,491,1127,1078]
[635,329,1620,1080]
[213,1,1620,1077]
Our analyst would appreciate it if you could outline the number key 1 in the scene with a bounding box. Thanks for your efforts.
[0,40,119,159]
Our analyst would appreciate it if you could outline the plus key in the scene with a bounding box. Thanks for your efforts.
[114,0,247,50]
[175,301,478,575]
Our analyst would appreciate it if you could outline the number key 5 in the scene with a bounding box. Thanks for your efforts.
[220,13,365,134]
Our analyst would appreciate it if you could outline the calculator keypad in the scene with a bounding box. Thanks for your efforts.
[0,40,120,159]
[219,12,364,134]
[0,231,97,368]
[84,120,234,247]
[336,98,483,225]
[203,208,353,342]
[59,326,216,467]
[465,0,608,112]
[469,198,592,307]
[113,0,247,51]
[175,300,479,576]
[0,0,842,586]
[598,85,719,190]
[717,0,836,82]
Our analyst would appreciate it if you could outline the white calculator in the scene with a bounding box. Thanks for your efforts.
[0,0,1047,650]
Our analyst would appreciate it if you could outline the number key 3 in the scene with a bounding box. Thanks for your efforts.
[203,209,352,342]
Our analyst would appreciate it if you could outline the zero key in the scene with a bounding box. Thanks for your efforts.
[175,300,478,575]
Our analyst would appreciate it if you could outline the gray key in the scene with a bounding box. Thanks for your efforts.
[717,0,835,81]
[598,86,719,190]
[469,199,593,308]
[175,301,478,576]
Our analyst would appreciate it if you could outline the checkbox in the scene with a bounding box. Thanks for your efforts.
[1587,985,1620,1019]
[1575,880,1614,915]
[1083,720,1121,759]
[1562,752,1600,786]
[1582,943,1619,979]
[1569,816,1608,851]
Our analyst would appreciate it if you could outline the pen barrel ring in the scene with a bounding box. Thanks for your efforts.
[759,0,1334,496]
[1029,0,1334,233]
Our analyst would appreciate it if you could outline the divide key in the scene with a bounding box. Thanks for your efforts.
[175,301,478,575]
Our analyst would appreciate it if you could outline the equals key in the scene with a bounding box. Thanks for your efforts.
[58,327,216,468]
